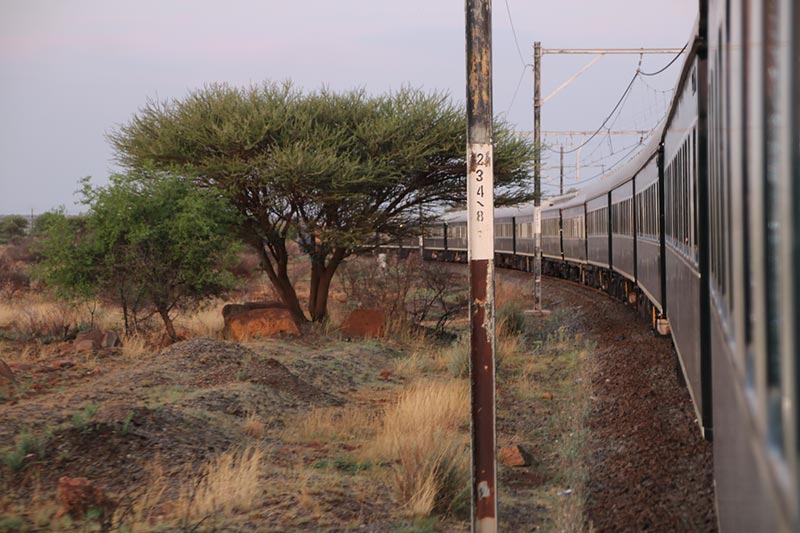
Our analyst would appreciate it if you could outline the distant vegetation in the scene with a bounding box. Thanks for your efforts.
[34,172,241,341]
[108,81,536,323]
[0,215,29,243]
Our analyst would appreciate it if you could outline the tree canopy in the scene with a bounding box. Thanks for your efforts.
[36,173,241,340]
[109,82,536,322]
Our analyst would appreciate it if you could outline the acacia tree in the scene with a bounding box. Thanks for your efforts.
[109,82,535,322]
[36,173,241,340]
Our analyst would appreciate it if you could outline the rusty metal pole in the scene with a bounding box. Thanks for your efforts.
[465,1,497,531]
[533,41,542,311]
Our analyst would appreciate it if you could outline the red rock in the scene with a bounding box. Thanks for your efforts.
[55,476,116,521]
[7,362,34,372]
[51,359,75,370]
[340,309,386,338]
[0,359,16,383]
[498,444,533,467]
[225,307,301,341]
[74,329,121,353]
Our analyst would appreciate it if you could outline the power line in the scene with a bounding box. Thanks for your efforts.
[546,69,639,155]
[639,42,688,76]
[504,0,526,67]
[505,64,530,117]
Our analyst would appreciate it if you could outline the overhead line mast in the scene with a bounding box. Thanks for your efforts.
[531,44,684,310]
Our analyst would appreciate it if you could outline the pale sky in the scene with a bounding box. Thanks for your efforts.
[0,0,696,215]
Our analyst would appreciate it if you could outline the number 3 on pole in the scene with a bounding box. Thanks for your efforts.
[468,143,494,261]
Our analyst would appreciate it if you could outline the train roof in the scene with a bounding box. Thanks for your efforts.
[578,121,664,201]
[540,14,701,208]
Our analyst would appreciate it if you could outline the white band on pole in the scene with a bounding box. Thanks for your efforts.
[467,143,494,261]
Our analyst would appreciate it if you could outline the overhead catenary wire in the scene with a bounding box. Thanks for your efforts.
[533,44,684,194]
[504,0,527,68]
[565,111,668,187]
[639,42,688,76]
[505,64,531,117]
[545,67,640,156]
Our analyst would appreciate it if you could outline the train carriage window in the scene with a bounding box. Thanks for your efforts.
[763,0,784,455]
[665,165,671,243]
[693,129,699,265]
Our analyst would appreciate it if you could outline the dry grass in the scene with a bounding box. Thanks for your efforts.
[284,406,377,443]
[367,380,470,517]
[242,413,266,439]
[120,334,150,360]
[177,304,226,339]
[176,446,265,519]
[0,295,122,339]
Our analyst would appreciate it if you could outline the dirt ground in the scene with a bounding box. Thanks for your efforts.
[0,269,716,531]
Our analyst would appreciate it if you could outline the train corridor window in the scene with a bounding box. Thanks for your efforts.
[693,129,700,265]
[763,0,784,455]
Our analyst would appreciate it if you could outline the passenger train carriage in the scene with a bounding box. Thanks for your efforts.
[414,1,799,529]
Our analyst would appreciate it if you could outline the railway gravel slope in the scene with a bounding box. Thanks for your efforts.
[529,273,717,530]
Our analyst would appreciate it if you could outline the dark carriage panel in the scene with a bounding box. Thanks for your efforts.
[446,221,468,251]
[495,217,515,253]
[586,195,609,267]
[514,214,535,256]
[562,205,586,262]
[710,305,779,533]
[542,209,561,259]
[637,238,661,308]
[665,246,704,430]
[635,157,662,308]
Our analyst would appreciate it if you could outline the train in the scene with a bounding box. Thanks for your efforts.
[391,1,798,530]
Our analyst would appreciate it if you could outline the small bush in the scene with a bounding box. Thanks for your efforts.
[71,404,99,430]
[0,253,30,298]
[0,517,25,531]
[497,301,527,338]
[2,432,45,471]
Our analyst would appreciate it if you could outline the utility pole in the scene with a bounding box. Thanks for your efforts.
[533,41,543,312]
[560,145,564,196]
[527,45,681,310]
[465,1,497,531]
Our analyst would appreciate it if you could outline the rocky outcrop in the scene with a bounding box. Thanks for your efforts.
[73,330,120,353]
[223,302,301,340]
[55,476,116,522]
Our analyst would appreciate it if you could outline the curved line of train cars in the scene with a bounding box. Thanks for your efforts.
[392,2,798,530]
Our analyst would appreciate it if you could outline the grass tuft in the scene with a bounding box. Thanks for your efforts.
[367,381,470,517]
[177,446,265,519]
[242,413,266,439]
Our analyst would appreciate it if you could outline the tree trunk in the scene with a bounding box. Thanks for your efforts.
[308,247,347,322]
[157,305,178,342]
[255,241,307,324]
[119,288,130,335]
